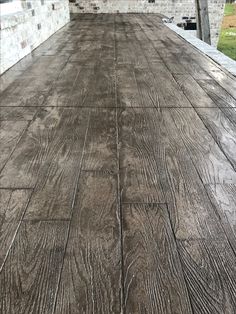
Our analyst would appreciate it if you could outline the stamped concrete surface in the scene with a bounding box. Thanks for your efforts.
[1,13,236,314]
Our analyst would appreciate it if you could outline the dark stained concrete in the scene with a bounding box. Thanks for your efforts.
[1,13,236,314]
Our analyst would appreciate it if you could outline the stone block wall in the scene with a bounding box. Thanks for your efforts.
[208,0,225,46]
[69,0,225,46]
[0,0,70,74]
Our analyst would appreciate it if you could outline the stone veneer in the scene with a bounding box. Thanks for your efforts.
[0,0,70,74]
[69,0,225,46]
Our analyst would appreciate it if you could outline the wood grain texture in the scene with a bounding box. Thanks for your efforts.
[0,107,37,121]
[0,189,31,270]
[0,220,69,314]
[0,55,38,92]
[0,120,28,172]
[158,109,227,240]
[50,65,116,108]
[116,63,191,109]
[43,62,82,107]
[197,79,236,109]
[0,76,53,107]
[0,69,22,93]
[0,67,22,93]
[83,65,116,108]
[197,79,236,126]
[0,108,89,189]
[81,108,117,172]
[169,108,236,184]
[206,184,236,253]
[164,48,210,80]
[131,15,163,42]
[116,30,148,67]
[21,108,90,220]
[55,171,121,314]
[148,14,233,79]
[146,15,231,87]
[154,43,188,75]
[123,203,192,314]
[209,70,236,100]
[71,27,105,42]
[118,108,164,203]
[186,52,235,97]
[117,15,192,107]
[67,65,95,107]
[68,41,101,64]
[119,107,226,240]
[33,36,77,58]
[174,74,217,108]
[135,15,210,80]
[21,56,69,80]
[178,239,236,313]
[195,108,236,170]
[116,65,140,107]
[133,66,161,108]
[129,20,161,64]
[150,63,191,107]
[117,64,161,108]
[0,13,236,313]
[143,14,233,85]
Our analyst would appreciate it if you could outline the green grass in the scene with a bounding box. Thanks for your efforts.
[217,4,236,60]
[218,28,236,60]
[224,3,236,16]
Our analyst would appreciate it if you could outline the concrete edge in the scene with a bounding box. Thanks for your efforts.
[166,23,236,77]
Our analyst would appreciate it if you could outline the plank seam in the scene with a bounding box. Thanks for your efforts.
[0,188,34,272]
[114,14,125,314]
[51,109,92,314]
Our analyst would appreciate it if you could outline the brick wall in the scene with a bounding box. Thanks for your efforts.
[69,0,225,46]
[0,0,70,74]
